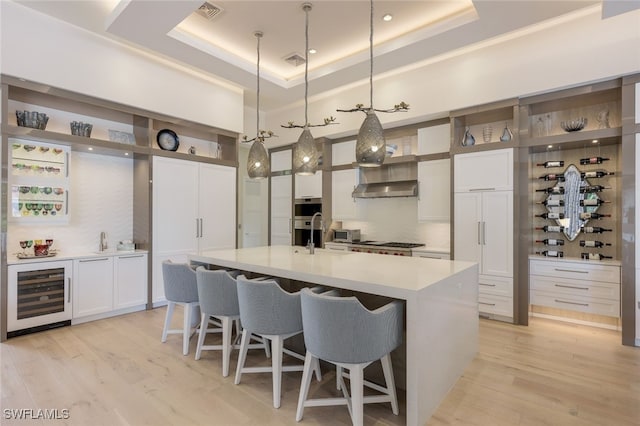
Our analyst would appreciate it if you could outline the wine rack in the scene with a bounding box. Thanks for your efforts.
[531,144,618,260]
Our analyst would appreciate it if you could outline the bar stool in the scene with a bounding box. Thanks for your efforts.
[195,268,269,376]
[160,260,200,356]
[296,288,403,426]
[234,276,322,409]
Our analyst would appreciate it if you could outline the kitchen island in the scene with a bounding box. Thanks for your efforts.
[190,245,478,425]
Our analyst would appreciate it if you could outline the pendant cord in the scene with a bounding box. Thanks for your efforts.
[369,0,373,110]
[304,5,310,127]
[256,32,261,140]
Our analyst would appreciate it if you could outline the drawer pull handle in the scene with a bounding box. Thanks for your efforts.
[479,283,496,287]
[555,284,589,290]
[80,258,110,262]
[479,302,496,306]
[555,299,589,307]
[470,188,496,192]
[554,268,588,274]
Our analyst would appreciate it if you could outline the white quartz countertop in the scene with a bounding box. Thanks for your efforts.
[191,245,476,300]
[7,249,148,265]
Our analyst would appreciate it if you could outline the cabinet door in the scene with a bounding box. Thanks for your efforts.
[332,140,356,166]
[153,157,199,254]
[74,257,114,318]
[454,192,482,264]
[271,149,292,172]
[114,253,147,309]
[332,169,359,220]
[295,171,322,199]
[481,191,513,277]
[418,159,450,221]
[417,124,450,155]
[198,163,236,251]
[454,148,513,192]
[271,174,292,245]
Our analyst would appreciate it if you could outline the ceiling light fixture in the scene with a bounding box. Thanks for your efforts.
[383,13,393,21]
[309,48,317,54]
[282,3,337,176]
[244,31,275,180]
[337,0,409,167]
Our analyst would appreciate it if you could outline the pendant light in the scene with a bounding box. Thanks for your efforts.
[337,0,409,167]
[282,3,337,175]
[246,31,273,180]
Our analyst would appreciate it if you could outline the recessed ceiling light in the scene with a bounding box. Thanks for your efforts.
[309,48,317,54]
[382,14,393,22]
[592,139,599,144]
[88,147,93,151]
[125,152,129,156]
[547,145,553,149]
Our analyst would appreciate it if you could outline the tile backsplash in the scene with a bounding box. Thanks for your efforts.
[8,152,133,256]
[339,197,450,250]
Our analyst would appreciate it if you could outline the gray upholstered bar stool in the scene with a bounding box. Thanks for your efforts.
[234,275,322,409]
[296,288,403,426]
[160,260,201,356]
[194,268,269,376]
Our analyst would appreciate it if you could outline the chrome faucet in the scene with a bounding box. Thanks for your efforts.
[100,231,108,252]
[308,212,325,254]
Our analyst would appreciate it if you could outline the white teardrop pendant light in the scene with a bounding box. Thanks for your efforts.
[247,31,270,179]
[292,3,318,176]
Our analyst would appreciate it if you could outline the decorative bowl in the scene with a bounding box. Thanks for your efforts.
[560,118,587,132]
[16,110,49,130]
[385,144,398,157]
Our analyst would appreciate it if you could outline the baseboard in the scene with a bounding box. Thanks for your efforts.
[71,305,146,325]
[531,312,621,331]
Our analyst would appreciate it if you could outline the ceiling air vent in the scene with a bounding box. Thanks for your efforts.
[283,53,306,67]
[196,2,223,20]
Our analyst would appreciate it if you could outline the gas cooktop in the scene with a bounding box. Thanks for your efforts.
[354,241,425,249]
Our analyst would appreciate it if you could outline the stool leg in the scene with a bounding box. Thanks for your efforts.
[336,365,343,390]
[234,329,250,385]
[350,365,364,426]
[161,302,175,343]
[296,351,315,422]
[381,354,399,415]
[183,303,191,356]
[194,312,208,360]
[221,316,232,377]
[271,335,283,408]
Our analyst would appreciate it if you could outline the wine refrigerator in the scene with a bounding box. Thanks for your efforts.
[7,260,73,337]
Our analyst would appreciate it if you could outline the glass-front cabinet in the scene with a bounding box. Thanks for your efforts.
[9,138,70,223]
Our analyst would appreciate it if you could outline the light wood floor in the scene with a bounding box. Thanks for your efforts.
[1,308,638,425]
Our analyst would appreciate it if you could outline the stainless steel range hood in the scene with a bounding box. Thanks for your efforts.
[351,157,418,198]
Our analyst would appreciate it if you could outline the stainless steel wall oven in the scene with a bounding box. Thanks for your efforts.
[294,198,322,247]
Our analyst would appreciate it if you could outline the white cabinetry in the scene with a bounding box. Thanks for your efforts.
[332,169,360,220]
[530,257,621,319]
[295,171,322,199]
[271,149,292,172]
[412,249,450,260]
[271,175,292,246]
[454,148,513,320]
[152,157,236,304]
[114,253,148,309]
[417,124,450,155]
[324,242,350,252]
[418,159,450,221]
[74,256,114,319]
[332,140,356,166]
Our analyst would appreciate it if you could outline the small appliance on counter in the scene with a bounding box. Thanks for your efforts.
[333,229,361,243]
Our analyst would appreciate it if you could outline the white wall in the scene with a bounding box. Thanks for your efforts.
[267,6,640,142]
[8,152,134,255]
[0,1,244,133]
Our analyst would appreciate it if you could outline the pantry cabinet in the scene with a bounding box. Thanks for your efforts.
[271,174,292,246]
[152,157,236,304]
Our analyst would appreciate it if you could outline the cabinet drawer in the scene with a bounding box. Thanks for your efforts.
[479,275,512,297]
[478,294,513,317]
[531,290,620,317]
[530,275,619,301]
[412,250,450,260]
[530,259,620,283]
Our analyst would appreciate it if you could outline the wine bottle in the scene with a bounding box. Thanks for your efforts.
[536,239,565,246]
[539,173,564,181]
[536,250,564,258]
[580,157,610,165]
[536,212,564,219]
[536,186,564,194]
[537,161,564,168]
[580,185,611,193]
[581,252,613,260]
[581,226,612,233]
[581,171,614,179]
[579,240,612,248]
[579,199,610,206]
[536,225,564,233]
[537,199,564,207]
[579,212,612,220]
